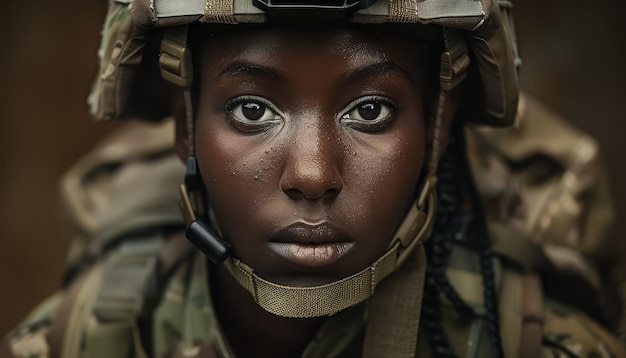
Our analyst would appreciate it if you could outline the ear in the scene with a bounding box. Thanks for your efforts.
[426,86,463,162]
[172,86,192,161]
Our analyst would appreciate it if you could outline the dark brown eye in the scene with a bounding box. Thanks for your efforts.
[225,95,284,133]
[242,101,266,121]
[340,96,396,132]
[357,102,382,121]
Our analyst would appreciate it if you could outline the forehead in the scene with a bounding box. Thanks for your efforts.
[194,25,440,75]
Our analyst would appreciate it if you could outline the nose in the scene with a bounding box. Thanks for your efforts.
[279,121,344,201]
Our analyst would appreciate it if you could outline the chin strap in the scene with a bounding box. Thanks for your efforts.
[217,176,436,318]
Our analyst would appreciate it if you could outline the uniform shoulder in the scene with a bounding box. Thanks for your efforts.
[1,293,62,358]
[1,262,106,358]
[540,299,626,358]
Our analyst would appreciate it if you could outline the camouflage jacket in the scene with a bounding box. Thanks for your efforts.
[2,239,624,358]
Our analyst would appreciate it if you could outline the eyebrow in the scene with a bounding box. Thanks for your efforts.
[344,61,415,87]
[217,60,414,87]
[218,61,283,81]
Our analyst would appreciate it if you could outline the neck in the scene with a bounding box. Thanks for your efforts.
[211,263,324,358]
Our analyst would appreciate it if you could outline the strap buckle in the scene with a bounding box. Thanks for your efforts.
[159,26,193,87]
[440,28,470,91]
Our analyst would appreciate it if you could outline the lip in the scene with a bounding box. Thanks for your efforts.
[268,223,355,268]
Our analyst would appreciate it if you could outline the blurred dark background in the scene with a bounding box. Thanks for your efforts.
[1,1,625,335]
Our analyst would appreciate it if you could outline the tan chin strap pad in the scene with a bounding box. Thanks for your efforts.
[224,242,399,318]
[223,183,436,318]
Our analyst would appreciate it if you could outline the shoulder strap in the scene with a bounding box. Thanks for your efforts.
[363,246,427,358]
[518,273,544,357]
[50,261,106,358]
[498,267,544,358]
[48,232,194,358]
[83,236,163,358]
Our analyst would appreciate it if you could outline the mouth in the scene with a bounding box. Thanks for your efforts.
[268,222,355,268]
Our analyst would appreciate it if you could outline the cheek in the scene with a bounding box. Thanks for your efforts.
[194,112,283,233]
[340,117,426,245]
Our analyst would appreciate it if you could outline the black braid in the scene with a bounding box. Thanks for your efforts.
[456,126,504,358]
[478,246,504,358]
[429,140,475,320]
[422,121,504,357]
[422,122,471,358]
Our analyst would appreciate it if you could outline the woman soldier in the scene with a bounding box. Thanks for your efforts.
[3,0,625,357]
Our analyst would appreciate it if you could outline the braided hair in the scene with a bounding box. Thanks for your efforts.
[422,119,504,357]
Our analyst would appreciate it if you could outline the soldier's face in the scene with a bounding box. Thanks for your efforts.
[194,26,435,286]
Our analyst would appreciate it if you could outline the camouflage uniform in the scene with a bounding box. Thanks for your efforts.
[3,251,625,357]
[3,98,625,357]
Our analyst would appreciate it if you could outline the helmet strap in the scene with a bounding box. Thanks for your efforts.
[160,25,232,264]
[429,89,446,177]
[183,88,195,155]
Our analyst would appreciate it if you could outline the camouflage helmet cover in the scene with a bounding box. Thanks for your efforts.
[89,0,519,126]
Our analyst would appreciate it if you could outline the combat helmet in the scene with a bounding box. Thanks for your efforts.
[91,0,519,126]
[88,0,521,318]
